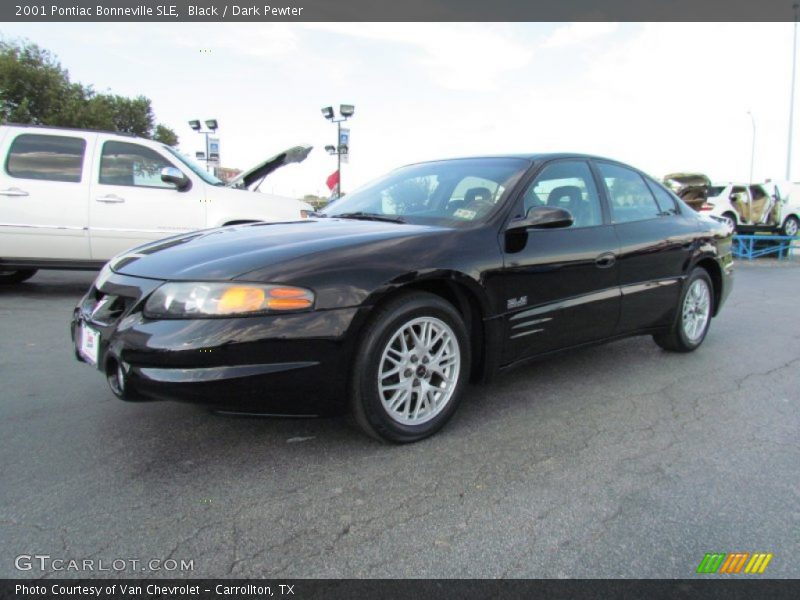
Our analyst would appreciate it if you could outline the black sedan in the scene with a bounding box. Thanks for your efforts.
[71,154,733,442]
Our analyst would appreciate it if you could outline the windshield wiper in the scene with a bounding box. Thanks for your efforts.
[335,212,406,224]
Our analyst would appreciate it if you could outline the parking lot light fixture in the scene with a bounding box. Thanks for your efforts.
[787,3,799,180]
[747,111,756,183]
[189,118,219,173]
[321,104,355,198]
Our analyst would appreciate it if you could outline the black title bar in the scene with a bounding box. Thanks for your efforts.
[2,0,799,22]
[3,579,800,600]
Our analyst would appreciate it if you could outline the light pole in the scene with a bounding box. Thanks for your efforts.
[787,3,798,180]
[188,119,219,173]
[321,104,354,198]
[747,111,756,183]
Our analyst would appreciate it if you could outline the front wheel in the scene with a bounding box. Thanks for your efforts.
[0,268,37,284]
[782,215,799,237]
[653,268,714,353]
[350,291,470,443]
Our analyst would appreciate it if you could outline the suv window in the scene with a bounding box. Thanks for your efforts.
[99,141,177,188]
[597,162,661,223]
[6,134,86,183]
[521,160,602,228]
[646,179,679,215]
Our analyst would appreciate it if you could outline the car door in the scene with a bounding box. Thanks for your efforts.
[88,137,205,260]
[499,159,621,364]
[0,129,92,260]
[595,161,696,333]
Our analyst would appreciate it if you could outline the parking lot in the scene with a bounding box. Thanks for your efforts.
[1,262,798,578]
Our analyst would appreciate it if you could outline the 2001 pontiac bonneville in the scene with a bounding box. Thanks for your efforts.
[72,154,733,442]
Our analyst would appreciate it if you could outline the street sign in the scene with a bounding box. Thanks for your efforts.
[207,137,220,164]
[339,128,349,163]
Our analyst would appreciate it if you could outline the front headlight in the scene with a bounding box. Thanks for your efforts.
[143,282,315,318]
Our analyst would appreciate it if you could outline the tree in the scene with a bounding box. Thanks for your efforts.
[153,123,178,147]
[302,194,328,209]
[0,40,72,125]
[0,39,178,146]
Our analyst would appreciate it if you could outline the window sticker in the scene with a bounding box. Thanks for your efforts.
[453,208,478,220]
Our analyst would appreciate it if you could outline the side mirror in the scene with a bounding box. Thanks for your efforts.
[161,167,191,191]
[506,205,573,232]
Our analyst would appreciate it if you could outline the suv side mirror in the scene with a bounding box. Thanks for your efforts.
[161,167,191,191]
[506,205,574,232]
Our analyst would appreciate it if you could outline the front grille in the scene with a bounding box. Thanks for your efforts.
[82,284,139,327]
[89,293,135,325]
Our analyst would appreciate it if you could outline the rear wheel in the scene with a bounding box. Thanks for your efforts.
[722,212,738,230]
[782,215,799,237]
[350,291,470,443]
[0,268,37,284]
[653,268,714,353]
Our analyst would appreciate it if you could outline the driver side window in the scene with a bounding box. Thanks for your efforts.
[99,141,177,189]
[521,161,602,228]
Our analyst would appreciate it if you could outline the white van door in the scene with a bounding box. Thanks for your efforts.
[88,137,205,260]
[0,129,92,260]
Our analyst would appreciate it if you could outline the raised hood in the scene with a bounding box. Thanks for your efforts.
[227,145,312,189]
[110,219,442,281]
[663,172,711,211]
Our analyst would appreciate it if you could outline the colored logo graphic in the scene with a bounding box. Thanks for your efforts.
[696,552,773,574]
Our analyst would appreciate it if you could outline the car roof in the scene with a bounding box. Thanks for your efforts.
[405,152,635,166]
[0,122,141,139]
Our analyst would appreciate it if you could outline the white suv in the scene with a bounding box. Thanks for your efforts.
[700,182,800,236]
[0,124,312,283]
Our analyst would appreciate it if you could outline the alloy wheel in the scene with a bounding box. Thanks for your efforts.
[377,316,461,425]
[682,279,711,343]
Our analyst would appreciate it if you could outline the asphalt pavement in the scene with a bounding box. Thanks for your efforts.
[1,263,798,578]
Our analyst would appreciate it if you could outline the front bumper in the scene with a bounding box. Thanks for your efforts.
[71,272,361,415]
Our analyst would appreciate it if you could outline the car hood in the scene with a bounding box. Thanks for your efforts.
[110,219,445,281]
[227,145,312,189]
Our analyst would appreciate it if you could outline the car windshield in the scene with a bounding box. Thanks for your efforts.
[707,186,726,197]
[162,145,224,186]
[322,158,530,225]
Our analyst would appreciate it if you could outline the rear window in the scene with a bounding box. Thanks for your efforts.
[5,134,86,183]
[646,179,679,215]
[707,186,725,197]
[597,162,661,223]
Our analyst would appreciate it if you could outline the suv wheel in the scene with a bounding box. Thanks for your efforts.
[782,215,799,237]
[0,269,37,284]
[722,212,737,230]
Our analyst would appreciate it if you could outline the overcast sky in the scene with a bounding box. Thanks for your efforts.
[2,22,798,197]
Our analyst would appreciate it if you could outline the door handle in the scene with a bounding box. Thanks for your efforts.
[0,187,29,197]
[96,194,125,203]
[595,252,616,268]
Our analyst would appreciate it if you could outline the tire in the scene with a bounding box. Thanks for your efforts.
[653,268,714,353]
[0,268,37,284]
[782,215,799,237]
[350,291,470,443]
[722,212,738,230]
